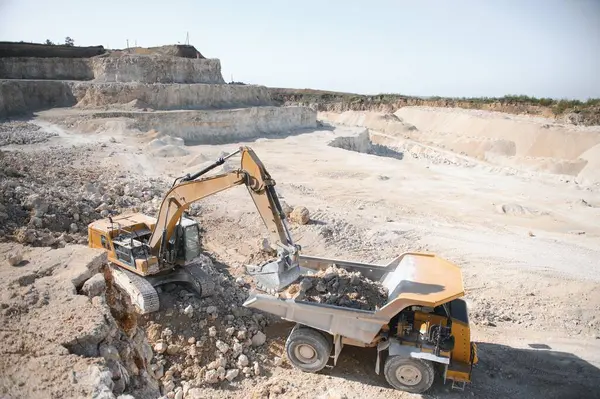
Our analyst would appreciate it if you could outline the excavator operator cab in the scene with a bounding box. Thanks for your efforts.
[167,215,202,265]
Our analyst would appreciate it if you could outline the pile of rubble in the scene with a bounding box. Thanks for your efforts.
[134,254,282,397]
[0,120,57,146]
[284,265,388,311]
[0,145,171,246]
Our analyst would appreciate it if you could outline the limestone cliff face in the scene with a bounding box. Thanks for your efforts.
[90,55,226,84]
[0,80,273,117]
[0,54,226,84]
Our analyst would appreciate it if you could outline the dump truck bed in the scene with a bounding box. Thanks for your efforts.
[243,252,465,344]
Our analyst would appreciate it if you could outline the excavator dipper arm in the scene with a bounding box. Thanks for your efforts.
[147,147,301,291]
[240,146,296,250]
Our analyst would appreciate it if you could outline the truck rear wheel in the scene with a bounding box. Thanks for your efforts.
[383,356,434,394]
[285,326,332,373]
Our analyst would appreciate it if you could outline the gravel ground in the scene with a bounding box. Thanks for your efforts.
[0,120,57,146]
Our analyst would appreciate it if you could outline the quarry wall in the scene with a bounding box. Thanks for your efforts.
[0,80,76,117]
[133,106,317,144]
[0,57,93,80]
[0,55,225,84]
[91,55,225,84]
[0,80,272,117]
[71,82,271,109]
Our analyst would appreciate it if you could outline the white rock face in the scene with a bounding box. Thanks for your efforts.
[90,55,226,84]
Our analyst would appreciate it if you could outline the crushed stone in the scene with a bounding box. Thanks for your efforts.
[0,121,57,146]
[137,254,278,395]
[0,145,170,246]
[284,265,388,311]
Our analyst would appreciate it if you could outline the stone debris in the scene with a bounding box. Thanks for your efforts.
[166,344,181,355]
[151,363,165,379]
[6,251,23,266]
[206,305,218,316]
[81,273,106,297]
[136,254,276,394]
[251,331,267,347]
[284,265,388,311]
[215,340,230,354]
[183,304,194,316]
[225,369,239,381]
[154,342,168,354]
[0,121,57,146]
[145,136,190,158]
[289,206,310,224]
[237,354,249,368]
[0,145,169,246]
[253,362,261,376]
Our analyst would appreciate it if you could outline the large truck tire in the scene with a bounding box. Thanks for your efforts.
[285,326,332,373]
[383,356,435,394]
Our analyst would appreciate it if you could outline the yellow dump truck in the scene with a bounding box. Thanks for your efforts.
[243,252,478,394]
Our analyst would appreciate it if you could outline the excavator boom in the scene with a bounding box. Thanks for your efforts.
[146,146,302,290]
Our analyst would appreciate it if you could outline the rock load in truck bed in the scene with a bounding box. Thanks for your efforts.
[284,265,388,311]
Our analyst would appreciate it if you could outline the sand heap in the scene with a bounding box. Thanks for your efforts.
[284,265,388,311]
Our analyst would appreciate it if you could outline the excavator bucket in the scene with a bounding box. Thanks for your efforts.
[245,258,307,293]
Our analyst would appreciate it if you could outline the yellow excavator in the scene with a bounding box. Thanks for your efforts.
[87,146,303,313]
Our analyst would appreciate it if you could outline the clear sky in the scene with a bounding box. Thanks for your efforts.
[1,0,599,100]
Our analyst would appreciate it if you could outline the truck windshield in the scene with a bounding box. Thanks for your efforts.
[184,224,201,261]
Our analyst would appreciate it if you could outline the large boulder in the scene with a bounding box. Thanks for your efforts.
[290,206,310,225]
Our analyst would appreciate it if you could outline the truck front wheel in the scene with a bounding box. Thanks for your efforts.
[285,326,332,373]
[383,356,435,394]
